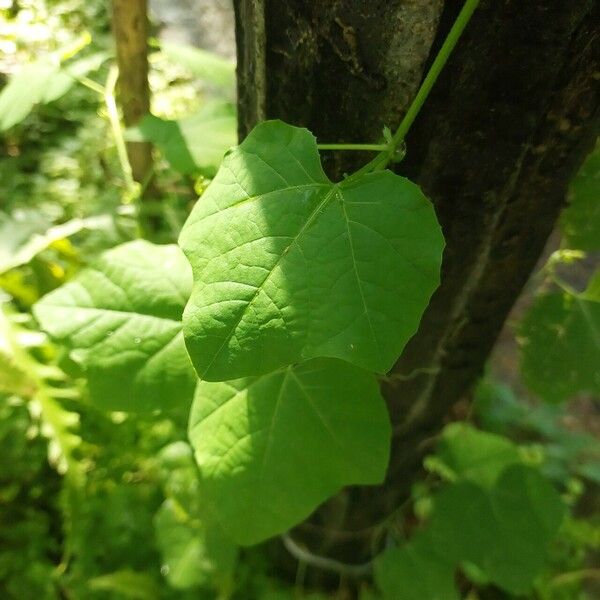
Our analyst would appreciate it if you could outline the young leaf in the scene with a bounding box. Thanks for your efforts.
[179,120,444,381]
[33,241,196,413]
[128,102,236,176]
[519,291,600,403]
[433,422,521,488]
[188,358,391,545]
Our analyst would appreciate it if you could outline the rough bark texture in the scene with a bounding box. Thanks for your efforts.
[112,0,153,184]
[235,0,600,587]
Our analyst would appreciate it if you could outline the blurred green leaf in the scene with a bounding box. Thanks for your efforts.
[519,292,600,403]
[129,102,236,176]
[158,42,235,91]
[88,569,161,599]
[433,422,521,488]
[0,52,107,131]
[154,499,237,591]
[0,209,111,275]
[376,462,565,598]
[375,536,458,600]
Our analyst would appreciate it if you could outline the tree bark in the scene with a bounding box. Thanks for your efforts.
[111,0,153,186]
[234,0,600,586]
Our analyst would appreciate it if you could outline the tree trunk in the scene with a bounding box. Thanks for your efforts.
[111,0,153,186]
[234,0,600,587]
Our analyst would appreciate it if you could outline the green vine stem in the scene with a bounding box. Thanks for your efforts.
[316,143,388,152]
[345,0,481,180]
[104,65,136,194]
[387,0,481,153]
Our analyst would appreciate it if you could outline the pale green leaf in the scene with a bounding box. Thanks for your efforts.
[129,102,236,176]
[0,52,107,131]
[0,308,37,397]
[154,499,237,590]
[188,358,391,545]
[519,292,600,403]
[159,42,235,90]
[0,61,57,130]
[0,305,82,479]
[0,210,111,275]
[179,120,444,381]
[560,141,600,250]
[33,241,196,412]
[88,570,161,599]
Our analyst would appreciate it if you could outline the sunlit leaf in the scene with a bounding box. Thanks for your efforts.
[129,102,236,176]
[88,570,161,599]
[0,209,111,275]
[0,52,107,131]
[180,120,444,381]
[159,41,235,91]
[34,241,196,412]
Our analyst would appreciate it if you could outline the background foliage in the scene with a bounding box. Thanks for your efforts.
[0,1,598,599]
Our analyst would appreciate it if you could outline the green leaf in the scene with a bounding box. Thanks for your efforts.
[482,465,565,593]
[188,358,391,545]
[159,42,235,90]
[33,241,197,413]
[0,317,37,397]
[583,269,600,301]
[0,210,111,275]
[433,423,521,488]
[179,120,444,381]
[376,465,565,598]
[425,466,564,594]
[0,52,107,131]
[375,536,458,600]
[154,499,237,591]
[129,102,236,176]
[560,141,600,250]
[88,570,161,599]
[519,292,600,403]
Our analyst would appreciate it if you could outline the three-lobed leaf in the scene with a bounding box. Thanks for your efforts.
[179,120,444,381]
[188,358,391,545]
[34,240,197,412]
